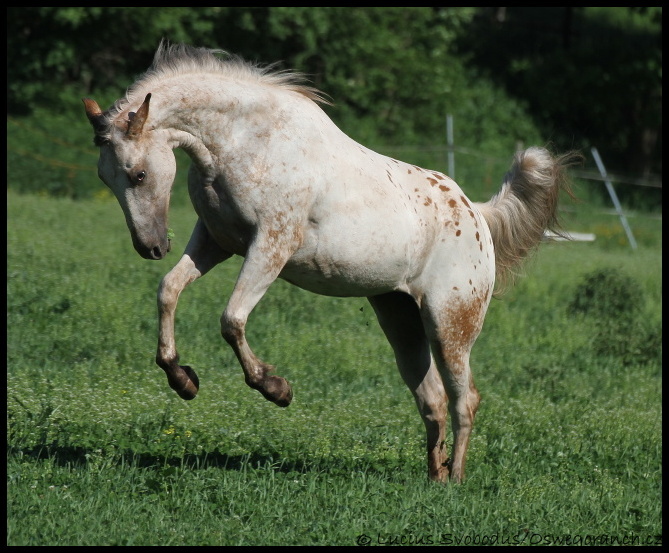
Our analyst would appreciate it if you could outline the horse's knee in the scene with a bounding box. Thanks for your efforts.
[220,310,245,345]
[157,274,178,307]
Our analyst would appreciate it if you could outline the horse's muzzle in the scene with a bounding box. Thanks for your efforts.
[134,238,170,260]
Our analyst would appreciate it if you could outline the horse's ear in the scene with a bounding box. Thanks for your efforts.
[127,93,152,139]
[82,98,107,134]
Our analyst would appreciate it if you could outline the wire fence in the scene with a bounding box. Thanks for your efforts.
[372,143,661,189]
[8,114,662,225]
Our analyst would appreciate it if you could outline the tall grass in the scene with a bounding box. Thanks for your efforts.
[7,190,661,546]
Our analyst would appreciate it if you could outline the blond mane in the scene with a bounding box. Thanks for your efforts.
[100,41,330,136]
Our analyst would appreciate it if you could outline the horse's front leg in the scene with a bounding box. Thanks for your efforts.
[156,219,231,399]
[220,231,299,407]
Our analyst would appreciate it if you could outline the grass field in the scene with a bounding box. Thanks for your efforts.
[7,188,662,546]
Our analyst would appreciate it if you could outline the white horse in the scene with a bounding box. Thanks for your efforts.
[83,42,577,483]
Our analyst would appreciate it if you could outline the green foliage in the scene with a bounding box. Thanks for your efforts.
[7,109,194,203]
[6,191,662,545]
[567,268,661,365]
[7,7,661,187]
[8,108,98,199]
[7,7,228,113]
[455,7,661,182]
[568,267,644,319]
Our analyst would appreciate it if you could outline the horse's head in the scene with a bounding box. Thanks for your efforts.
[83,93,175,260]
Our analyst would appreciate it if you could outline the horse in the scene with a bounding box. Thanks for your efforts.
[83,42,577,483]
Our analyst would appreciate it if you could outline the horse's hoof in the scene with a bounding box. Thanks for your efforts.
[167,364,200,400]
[261,375,293,407]
[429,465,450,484]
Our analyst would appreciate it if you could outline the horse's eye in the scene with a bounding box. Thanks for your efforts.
[136,171,146,182]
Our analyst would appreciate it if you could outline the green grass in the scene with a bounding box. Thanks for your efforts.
[7,190,662,546]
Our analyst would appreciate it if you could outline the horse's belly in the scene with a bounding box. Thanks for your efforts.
[279,255,407,297]
[278,219,427,297]
[278,200,492,298]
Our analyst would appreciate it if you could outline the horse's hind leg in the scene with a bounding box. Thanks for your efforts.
[421,287,491,483]
[368,292,450,482]
[156,219,231,399]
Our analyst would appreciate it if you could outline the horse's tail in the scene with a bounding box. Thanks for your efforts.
[478,146,581,295]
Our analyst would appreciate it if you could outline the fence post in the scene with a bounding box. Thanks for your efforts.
[591,147,637,250]
[446,114,454,179]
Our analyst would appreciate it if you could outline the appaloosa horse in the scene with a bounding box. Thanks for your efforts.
[83,42,577,483]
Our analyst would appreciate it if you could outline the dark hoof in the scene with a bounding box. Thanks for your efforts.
[166,364,200,400]
[253,375,293,407]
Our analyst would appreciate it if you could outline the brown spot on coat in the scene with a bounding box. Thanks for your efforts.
[460,195,471,208]
[437,292,489,367]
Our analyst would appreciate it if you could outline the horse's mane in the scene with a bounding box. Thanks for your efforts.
[103,41,331,130]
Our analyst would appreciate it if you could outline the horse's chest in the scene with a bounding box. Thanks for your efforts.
[189,181,255,256]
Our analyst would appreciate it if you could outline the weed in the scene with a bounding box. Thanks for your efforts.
[568,267,661,365]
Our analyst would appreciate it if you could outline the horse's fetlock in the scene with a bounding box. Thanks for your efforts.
[244,373,263,388]
[156,353,178,371]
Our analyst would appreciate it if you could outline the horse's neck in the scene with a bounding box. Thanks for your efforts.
[167,129,216,184]
[153,77,276,179]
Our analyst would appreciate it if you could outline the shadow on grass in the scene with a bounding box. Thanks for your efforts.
[7,442,402,478]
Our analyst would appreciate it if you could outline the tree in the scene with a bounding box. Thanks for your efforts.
[7,7,661,196]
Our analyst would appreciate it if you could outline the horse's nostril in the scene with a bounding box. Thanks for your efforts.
[152,246,163,259]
